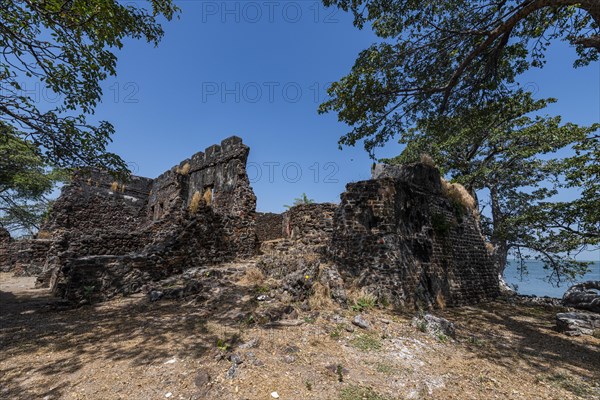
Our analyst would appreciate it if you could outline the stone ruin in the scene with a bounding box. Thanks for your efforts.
[332,163,499,307]
[0,136,500,308]
[555,281,600,336]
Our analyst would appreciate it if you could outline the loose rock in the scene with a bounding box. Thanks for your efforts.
[194,370,210,388]
[352,314,371,330]
[413,314,456,338]
[228,353,243,365]
[562,281,600,313]
[283,355,296,364]
[148,290,163,302]
[226,363,238,379]
[556,312,600,336]
[238,338,259,349]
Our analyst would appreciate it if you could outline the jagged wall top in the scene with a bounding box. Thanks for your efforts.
[147,136,253,221]
[187,136,249,173]
[371,163,443,193]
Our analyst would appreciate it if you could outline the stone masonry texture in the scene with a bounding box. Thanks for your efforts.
[330,163,499,308]
[1,139,498,308]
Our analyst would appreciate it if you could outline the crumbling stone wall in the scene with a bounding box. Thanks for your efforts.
[255,203,346,306]
[4,239,53,277]
[43,169,153,234]
[0,227,54,277]
[256,204,336,245]
[256,212,284,242]
[46,136,258,301]
[4,138,499,309]
[147,165,190,223]
[283,203,336,245]
[55,208,240,301]
[185,136,257,257]
[331,163,499,308]
[0,227,13,272]
[255,204,336,283]
[30,170,154,287]
[146,136,257,255]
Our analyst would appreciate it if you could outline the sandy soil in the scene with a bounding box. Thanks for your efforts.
[1,272,598,400]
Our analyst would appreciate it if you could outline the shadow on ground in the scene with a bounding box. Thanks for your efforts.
[0,273,260,399]
[441,301,599,397]
[1,274,599,400]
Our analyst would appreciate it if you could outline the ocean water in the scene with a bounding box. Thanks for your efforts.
[504,259,600,298]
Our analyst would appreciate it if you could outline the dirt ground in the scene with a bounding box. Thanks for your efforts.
[1,272,598,400]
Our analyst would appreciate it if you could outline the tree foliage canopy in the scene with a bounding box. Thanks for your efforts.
[320,0,599,154]
[0,122,64,234]
[0,0,178,172]
[386,92,599,285]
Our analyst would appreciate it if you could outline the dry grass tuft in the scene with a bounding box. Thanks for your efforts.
[351,333,383,352]
[346,287,378,311]
[238,266,265,287]
[36,231,53,239]
[309,282,335,310]
[339,385,391,400]
[485,242,495,255]
[441,179,476,210]
[109,182,126,193]
[203,188,212,206]
[435,292,446,309]
[348,287,377,305]
[176,163,190,175]
[308,263,337,310]
[420,153,436,167]
[189,191,202,214]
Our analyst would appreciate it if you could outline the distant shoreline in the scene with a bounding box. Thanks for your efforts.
[504,260,599,298]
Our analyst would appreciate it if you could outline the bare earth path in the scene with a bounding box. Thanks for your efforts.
[1,272,599,400]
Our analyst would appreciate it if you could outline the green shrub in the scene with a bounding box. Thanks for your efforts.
[431,213,452,236]
[351,333,382,351]
[339,385,392,400]
[216,338,229,352]
[375,362,395,375]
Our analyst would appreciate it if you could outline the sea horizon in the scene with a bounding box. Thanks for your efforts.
[504,259,600,298]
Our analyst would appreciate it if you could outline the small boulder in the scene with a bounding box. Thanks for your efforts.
[352,314,371,330]
[245,351,264,366]
[413,314,456,338]
[499,275,517,296]
[562,281,600,313]
[226,363,238,379]
[228,353,243,365]
[238,338,259,349]
[283,344,300,354]
[556,312,600,336]
[319,265,348,305]
[148,290,163,302]
[283,355,296,364]
[194,370,210,388]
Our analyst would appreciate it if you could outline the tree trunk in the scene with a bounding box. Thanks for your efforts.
[489,185,510,277]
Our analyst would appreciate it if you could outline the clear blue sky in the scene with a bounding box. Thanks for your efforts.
[49,3,600,223]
